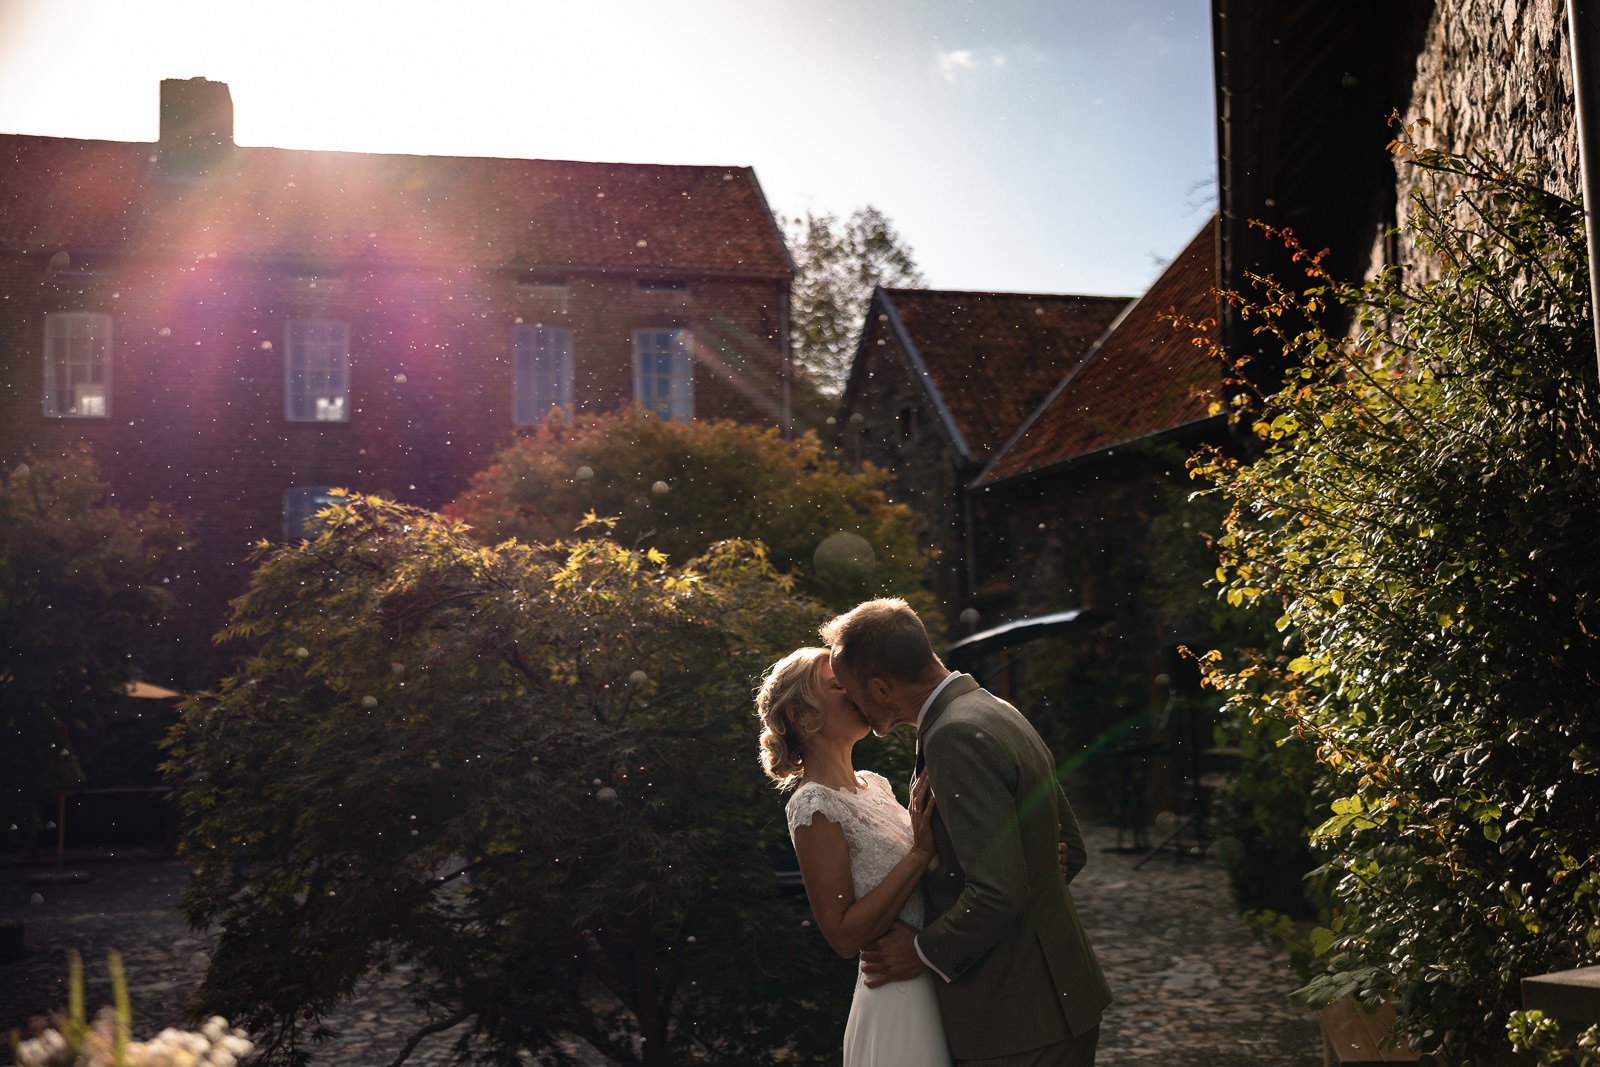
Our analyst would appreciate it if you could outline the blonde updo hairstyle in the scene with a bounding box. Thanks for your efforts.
[755,647,832,790]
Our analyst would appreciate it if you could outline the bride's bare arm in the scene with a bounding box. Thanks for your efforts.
[791,778,936,958]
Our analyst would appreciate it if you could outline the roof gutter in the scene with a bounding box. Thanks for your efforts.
[974,413,1230,493]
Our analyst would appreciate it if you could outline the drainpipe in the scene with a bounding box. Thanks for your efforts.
[1569,0,1600,376]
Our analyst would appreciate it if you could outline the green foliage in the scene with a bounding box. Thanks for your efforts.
[164,494,851,1066]
[445,407,934,614]
[1195,136,1600,1063]
[1178,480,1323,920]
[781,206,925,396]
[1508,1010,1600,1065]
[1209,712,1325,917]
[0,448,184,841]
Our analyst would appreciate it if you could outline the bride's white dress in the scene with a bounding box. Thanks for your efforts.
[787,771,953,1067]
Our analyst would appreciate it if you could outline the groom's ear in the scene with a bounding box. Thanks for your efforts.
[866,676,893,703]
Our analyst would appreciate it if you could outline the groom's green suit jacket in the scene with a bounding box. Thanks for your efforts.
[915,674,1111,1061]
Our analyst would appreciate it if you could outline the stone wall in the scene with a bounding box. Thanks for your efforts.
[838,311,971,626]
[1395,0,1579,272]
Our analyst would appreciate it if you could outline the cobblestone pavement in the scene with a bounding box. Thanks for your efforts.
[2,827,1322,1065]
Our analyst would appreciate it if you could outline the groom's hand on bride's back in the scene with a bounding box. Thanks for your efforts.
[859,920,928,988]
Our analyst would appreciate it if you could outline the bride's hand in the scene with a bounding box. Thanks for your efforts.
[909,774,936,856]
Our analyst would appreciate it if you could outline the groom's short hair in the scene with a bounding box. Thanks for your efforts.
[820,597,942,684]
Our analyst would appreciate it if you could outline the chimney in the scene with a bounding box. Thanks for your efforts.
[158,77,234,176]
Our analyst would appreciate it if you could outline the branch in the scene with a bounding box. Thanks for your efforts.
[385,1009,474,1067]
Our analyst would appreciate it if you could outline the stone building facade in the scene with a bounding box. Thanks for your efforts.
[835,288,1129,624]
[1394,0,1580,274]
[0,78,794,686]
[1213,0,1583,320]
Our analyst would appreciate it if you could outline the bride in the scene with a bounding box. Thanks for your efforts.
[756,647,952,1066]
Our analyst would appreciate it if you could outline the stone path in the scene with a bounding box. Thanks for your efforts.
[1073,827,1323,1065]
[1,827,1322,1065]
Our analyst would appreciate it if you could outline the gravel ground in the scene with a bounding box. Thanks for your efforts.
[2,826,1323,1065]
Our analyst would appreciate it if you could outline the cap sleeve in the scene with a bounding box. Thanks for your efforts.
[786,782,851,839]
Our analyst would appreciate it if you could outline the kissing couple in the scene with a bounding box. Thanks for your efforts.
[756,598,1110,1066]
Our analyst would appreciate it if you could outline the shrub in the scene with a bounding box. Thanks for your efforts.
[165,495,852,1066]
[445,408,933,614]
[1196,135,1600,1063]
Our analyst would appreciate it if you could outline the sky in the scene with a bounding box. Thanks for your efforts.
[0,0,1216,299]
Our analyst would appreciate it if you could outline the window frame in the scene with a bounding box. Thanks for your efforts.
[632,328,693,422]
[282,486,340,541]
[284,319,350,423]
[42,312,113,418]
[512,324,574,424]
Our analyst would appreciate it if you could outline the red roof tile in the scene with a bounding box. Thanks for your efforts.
[0,135,791,276]
[880,289,1131,460]
[978,217,1223,484]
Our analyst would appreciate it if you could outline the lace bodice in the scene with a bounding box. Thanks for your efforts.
[786,771,924,928]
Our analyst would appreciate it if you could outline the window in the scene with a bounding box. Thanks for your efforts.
[283,486,339,540]
[512,325,574,424]
[43,313,112,417]
[285,319,349,422]
[632,328,693,421]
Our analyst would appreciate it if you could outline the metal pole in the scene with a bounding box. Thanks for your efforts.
[1567,0,1600,376]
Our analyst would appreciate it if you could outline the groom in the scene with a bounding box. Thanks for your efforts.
[821,598,1110,1066]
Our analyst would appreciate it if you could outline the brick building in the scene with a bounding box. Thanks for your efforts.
[835,288,1130,620]
[0,78,795,686]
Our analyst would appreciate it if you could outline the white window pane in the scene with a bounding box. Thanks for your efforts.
[43,312,111,417]
[632,328,691,421]
[513,325,573,424]
[286,319,350,422]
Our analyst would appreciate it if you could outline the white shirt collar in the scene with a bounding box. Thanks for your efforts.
[916,672,960,730]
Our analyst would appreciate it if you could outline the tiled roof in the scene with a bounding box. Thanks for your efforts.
[978,217,1223,484]
[879,289,1131,460]
[0,135,791,276]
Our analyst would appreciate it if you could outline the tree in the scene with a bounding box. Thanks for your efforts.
[782,206,925,395]
[0,447,184,842]
[443,408,935,614]
[165,494,860,1066]
[1195,135,1600,1063]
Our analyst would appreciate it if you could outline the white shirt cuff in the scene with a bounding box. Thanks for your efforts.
[914,935,953,983]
